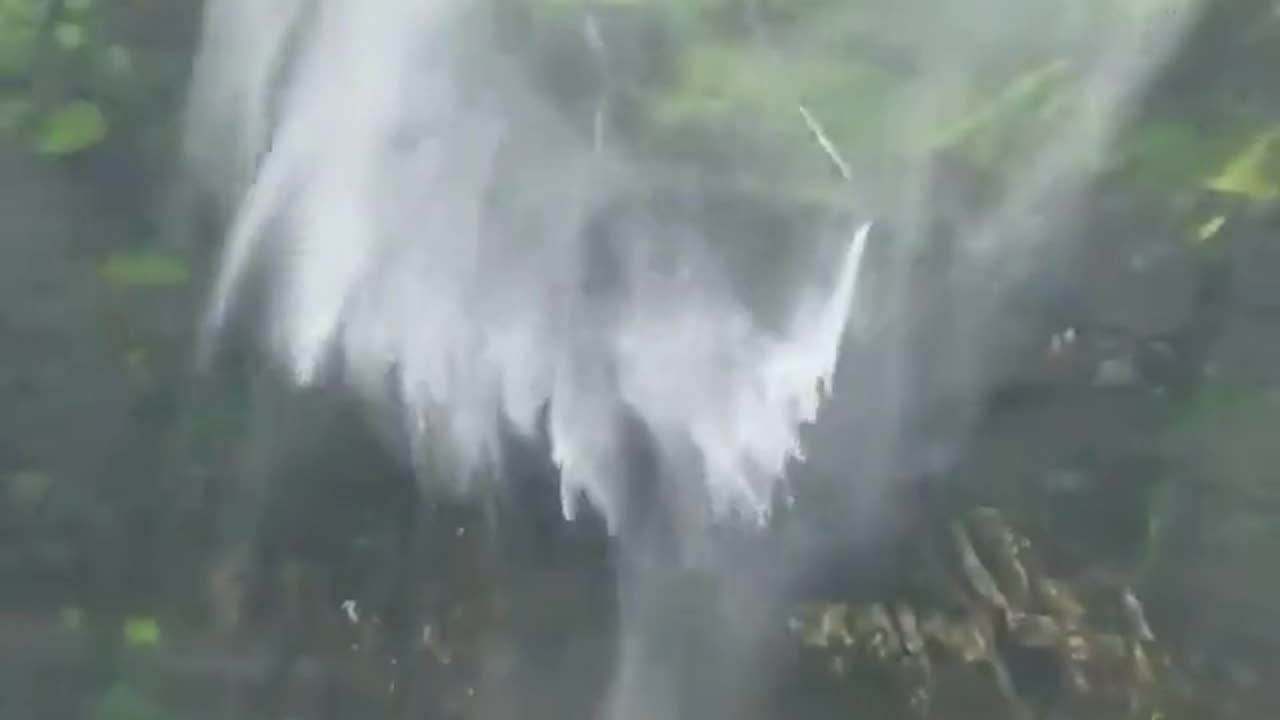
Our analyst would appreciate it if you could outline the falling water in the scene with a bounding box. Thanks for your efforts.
[187,0,870,535]
[183,0,1202,716]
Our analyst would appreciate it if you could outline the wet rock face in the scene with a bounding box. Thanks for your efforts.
[0,139,210,613]
[1074,232,1200,339]
[873,184,1280,716]
[0,146,128,479]
[1205,228,1280,386]
[0,149,141,600]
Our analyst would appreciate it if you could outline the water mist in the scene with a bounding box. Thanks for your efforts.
[183,0,1202,717]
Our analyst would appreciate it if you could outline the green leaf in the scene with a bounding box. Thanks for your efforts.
[33,100,107,156]
[1205,126,1280,200]
[98,250,190,288]
[122,616,161,647]
[924,59,1077,170]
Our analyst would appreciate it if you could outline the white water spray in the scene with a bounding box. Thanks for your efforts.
[188,0,869,535]
[184,1,1204,717]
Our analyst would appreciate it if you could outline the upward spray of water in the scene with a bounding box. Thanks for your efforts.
[187,0,871,534]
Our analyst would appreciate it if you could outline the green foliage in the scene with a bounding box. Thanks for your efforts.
[1114,120,1218,187]
[122,616,161,647]
[98,251,190,289]
[0,0,155,157]
[1205,126,1280,200]
[650,41,894,154]
[0,0,95,70]
[519,0,1280,224]
[924,59,1079,168]
[33,98,106,155]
